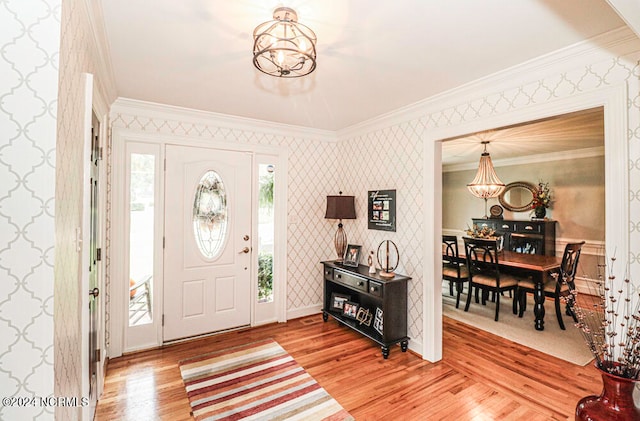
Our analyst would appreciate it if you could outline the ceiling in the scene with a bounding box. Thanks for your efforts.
[441,107,604,168]
[99,0,627,134]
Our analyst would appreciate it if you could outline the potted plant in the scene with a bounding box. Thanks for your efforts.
[563,256,640,419]
[531,180,552,219]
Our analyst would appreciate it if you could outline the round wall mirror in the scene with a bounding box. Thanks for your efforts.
[498,181,536,212]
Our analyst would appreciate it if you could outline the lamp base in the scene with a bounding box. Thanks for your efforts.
[334,223,347,261]
[379,271,395,279]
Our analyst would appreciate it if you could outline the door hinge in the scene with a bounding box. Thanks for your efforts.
[96,248,102,261]
[163,237,165,249]
[98,146,103,161]
[162,314,165,326]
[95,349,101,362]
[164,157,166,171]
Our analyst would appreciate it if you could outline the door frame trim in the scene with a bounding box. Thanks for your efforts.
[109,130,288,357]
[79,73,110,420]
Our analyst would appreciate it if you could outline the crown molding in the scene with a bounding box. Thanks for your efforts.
[82,0,118,102]
[111,98,337,142]
[607,0,640,40]
[337,26,639,140]
[443,146,605,173]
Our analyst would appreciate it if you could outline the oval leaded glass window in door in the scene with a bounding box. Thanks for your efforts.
[193,171,228,259]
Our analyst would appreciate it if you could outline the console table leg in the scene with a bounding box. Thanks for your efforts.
[401,341,408,352]
[381,346,389,359]
[322,312,328,322]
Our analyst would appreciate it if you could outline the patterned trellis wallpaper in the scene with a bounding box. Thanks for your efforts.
[2,3,640,419]
[56,0,115,420]
[0,1,61,420]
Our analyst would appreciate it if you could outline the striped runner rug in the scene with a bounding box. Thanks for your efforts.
[179,339,354,421]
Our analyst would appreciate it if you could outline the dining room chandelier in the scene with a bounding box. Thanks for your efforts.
[467,141,505,217]
[253,7,317,78]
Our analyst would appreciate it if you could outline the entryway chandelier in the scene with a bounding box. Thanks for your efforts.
[467,141,505,217]
[253,7,317,78]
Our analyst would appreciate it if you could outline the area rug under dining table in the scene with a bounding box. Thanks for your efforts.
[443,287,593,366]
[179,338,354,421]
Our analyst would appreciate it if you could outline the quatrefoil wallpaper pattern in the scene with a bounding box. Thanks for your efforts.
[0,1,60,420]
[1,1,640,420]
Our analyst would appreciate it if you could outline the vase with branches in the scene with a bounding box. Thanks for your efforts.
[562,255,640,419]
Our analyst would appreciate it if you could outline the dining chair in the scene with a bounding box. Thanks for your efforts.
[442,235,469,308]
[516,241,585,330]
[463,237,519,321]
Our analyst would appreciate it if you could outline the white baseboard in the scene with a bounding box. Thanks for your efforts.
[287,304,322,320]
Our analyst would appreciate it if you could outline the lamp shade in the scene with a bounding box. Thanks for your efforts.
[325,195,356,220]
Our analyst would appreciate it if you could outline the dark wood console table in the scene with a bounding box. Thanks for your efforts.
[472,218,556,256]
[321,261,410,358]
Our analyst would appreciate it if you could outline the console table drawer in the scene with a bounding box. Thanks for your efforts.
[514,221,541,233]
[498,222,514,231]
[324,267,334,280]
[334,270,368,292]
[369,281,383,297]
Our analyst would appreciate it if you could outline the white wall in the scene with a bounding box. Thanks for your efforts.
[0,1,60,420]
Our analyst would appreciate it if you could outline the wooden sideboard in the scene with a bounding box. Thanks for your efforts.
[321,261,410,358]
[472,218,557,256]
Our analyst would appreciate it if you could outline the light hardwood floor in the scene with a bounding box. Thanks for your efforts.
[95,315,601,420]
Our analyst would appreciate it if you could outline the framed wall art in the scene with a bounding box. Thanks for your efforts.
[368,190,396,232]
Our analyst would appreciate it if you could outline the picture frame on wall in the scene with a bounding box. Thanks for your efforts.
[368,190,396,232]
[343,244,362,267]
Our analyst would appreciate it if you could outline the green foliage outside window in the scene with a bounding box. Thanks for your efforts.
[258,252,273,301]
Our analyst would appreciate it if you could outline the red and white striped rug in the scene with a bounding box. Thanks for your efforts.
[179,339,354,421]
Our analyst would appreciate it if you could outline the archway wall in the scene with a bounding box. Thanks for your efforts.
[336,27,640,360]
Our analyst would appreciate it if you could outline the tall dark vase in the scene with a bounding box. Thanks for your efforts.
[576,365,640,420]
[534,206,546,219]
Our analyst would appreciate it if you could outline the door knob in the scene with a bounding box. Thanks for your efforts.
[89,287,99,298]
[239,247,250,254]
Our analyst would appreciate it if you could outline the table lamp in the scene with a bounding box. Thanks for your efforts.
[325,193,356,261]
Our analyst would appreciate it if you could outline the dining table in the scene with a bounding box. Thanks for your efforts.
[445,249,562,331]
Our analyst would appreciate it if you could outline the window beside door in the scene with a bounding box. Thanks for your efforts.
[129,153,154,326]
[258,164,274,303]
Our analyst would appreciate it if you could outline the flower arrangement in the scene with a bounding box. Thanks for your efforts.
[563,256,640,379]
[531,180,552,210]
[465,224,496,239]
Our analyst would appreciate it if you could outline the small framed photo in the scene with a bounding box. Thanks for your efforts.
[374,307,384,334]
[342,301,359,319]
[330,292,350,312]
[356,307,373,326]
[343,244,362,267]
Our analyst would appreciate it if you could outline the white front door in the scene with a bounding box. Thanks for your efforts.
[164,145,252,341]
